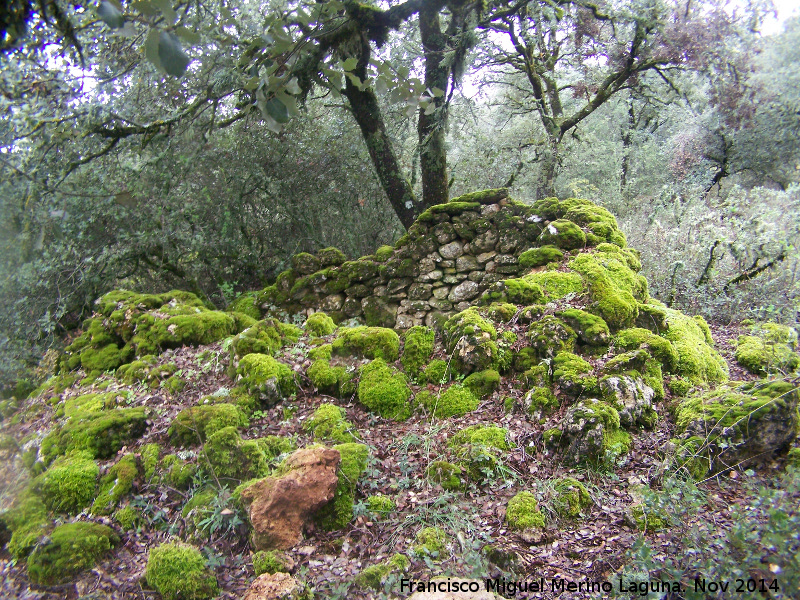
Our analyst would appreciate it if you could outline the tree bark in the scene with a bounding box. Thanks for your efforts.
[417,4,450,209]
[535,137,559,199]
[342,35,418,229]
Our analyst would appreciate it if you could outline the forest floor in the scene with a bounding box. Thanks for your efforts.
[0,320,797,600]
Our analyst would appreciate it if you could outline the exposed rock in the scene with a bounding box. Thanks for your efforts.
[439,241,465,259]
[600,375,656,429]
[456,255,480,272]
[407,578,502,599]
[448,281,481,303]
[238,447,340,550]
[244,572,307,600]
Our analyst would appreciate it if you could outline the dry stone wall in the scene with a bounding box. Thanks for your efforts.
[258,189,586,329]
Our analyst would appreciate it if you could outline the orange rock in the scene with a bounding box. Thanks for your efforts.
[243,572,306,600]
[239,446,340,550]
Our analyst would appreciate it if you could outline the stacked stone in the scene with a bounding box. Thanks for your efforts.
[267,189,548,329]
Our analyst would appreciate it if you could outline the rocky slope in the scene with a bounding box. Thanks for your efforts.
[0,191,798,600]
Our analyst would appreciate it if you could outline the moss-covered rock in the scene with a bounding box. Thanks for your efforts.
[1,487,51,559]
[522,271,585,301]
[735,322,799,375]
[401,326,435,377]
[518,245,564,269]
[114,505,140,530]
[237,353,297,403]
[91,453,138,515]
[332,326,400,362]
[527,316,577,359]
[145,541,219,600]
[230,319,293,361]
[306,360,354,398]
[449,425,513,451]
[317,247,347,267]
[482,277,546,305]
[357,359,412,420]
[616,328,679,372]
[661,308,728,385]
[538,219,587,250]
[674,378,799,475]
[315,443,368,530]
[374,245,395,262]
[304,404,355,444]
[417,384,479,419]
[463,369,500,399]
[426,461,463,490]
[169,403,249,446]
[443,308,499,374]
[203,426,270,481]
[413,526,447,557]
[355,554,409,589]
[557,399,630,465]
[228,292,262,321]
[506,492,545,530]
[34,451,98,514]
[552,477,592,518]
[304,312,337,337]
[422,359,451,385]
[557,308,610,347]
[552,352,597,398]
[27,522,119,585]
[252,550,290,576]
[41,407,148,463]
[366,494,395,517]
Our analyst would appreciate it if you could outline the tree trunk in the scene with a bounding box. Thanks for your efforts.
[535,137,559,199]
[342,35,418,229]
[417,5,450,209]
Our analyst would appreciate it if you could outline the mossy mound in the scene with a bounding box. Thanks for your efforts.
[552,477,592,518]
[230,319,301,361]
[357,359,412,420]
[401,326,435,377]
[62,290,237,376]
[202,426,272,481]
[355,554,409,589]
[91,453,138,515]
[506,491,545,530]
[304,312,337,337]
[35,451,98,514]
[315,443,369,530]
[145,541,219,600]
[169,403,249,446]
[365,494,396,517]
[443,308,498,374]
[735,322,799,375]
[332,326,400,362]
[41,407,148,463]
[417,384,479,419]
[306,360,354,398]
[237,353,297,403]
[304,403,355,443]
[413,526,447,557]
[674,378,799,476]
[463,369,500,398]
[253,550,291,576]
[27,522,119,585]
[553,399,631,465]
[426,461,463,490]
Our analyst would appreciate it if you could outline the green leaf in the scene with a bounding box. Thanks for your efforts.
[174,26,201,45]
[375,76,388,96]
[244,76,260,91]
[342,57,358,71]
[152,0,178,24]
[265,97,290,123]
[276,90,299,116]
[431,86,445,98]
[131,1,160,17]
[145,28,163,71]
[158,31,191,77]
[97,1,125,28]
[285,77,301,95]
[345,72,363,90]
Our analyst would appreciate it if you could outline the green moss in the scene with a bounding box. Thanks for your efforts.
[2,487,51,559]
[463,369,500,399]
[418,384,479,419]
[522,271,585,301]
[230,319,288,360]
[160,454,197,489]
[316,443,369,530]
[114,505,140,530]
[735,323,799,375]
[146,541,218,600]
[366,494,395,516]
[661,307,728,385]
[538,219,587,250]
[426,461,463,490]
[41,407,148,463]
[59,391,116,418]
[449,425,513,451]
[422,359,451,385]
[357,359,412,420]
[481,303,518,323]
[786,447,800,469]
[332,326,400,362]
[35,452,98,514]
[553,352,597,397]
[252,550,290,576]
[372,245,394,262]
[401,326,435,377]
[237,353,297,400]
[203,426,268,481]
[228,292,262,321]
[552,477,592,518]
[305,312,337,337]
[616,328,679,372]
[355,554,409,589]
[528,316,577,358]
[563,202,627,247]
[506,492,545,529]
[92,453,138,515]
[443,308,499,374]
[519,245,564,269]
[568,251,648,330]
[484,278,546,305]
[418,202,481,222]
[116,356,157,384]
[256,435,296,459]
[307,360,354,398]
[27,522,119,585]
[304,403,355,443]
[169,403,249,445]
[557,308,610,347]
[308,343,333,361]
[525,387,559,415]
[317,246,347,266]
[413,526,447,557]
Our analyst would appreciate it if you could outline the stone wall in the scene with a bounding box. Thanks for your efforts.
[255,188,623,329]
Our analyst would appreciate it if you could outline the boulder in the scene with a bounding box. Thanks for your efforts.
[244,572,307,600]
[238,447,340,550]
